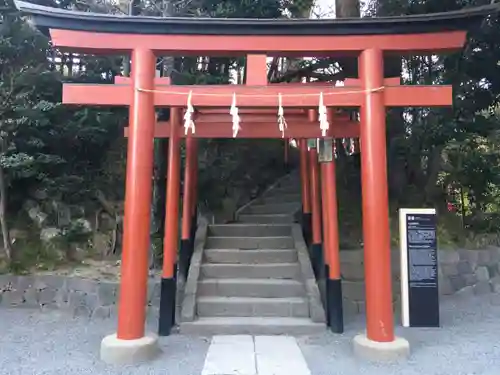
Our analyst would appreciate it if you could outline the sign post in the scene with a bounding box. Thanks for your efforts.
[399,208,440,328]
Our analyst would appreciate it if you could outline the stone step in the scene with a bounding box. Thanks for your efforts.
[205,249,298,264]
[258,193,302,205]
[207,224,292,237]
[237,214,295,224]
[242,202,301,215]
[265,185,301,196]
[196,296,309,318]
[205,236,294,249]
[180,317,325,335]
[198,278,305,298]
[201,263,301,279]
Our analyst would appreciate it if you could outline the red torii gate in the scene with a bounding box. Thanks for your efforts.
[15,0,499,364]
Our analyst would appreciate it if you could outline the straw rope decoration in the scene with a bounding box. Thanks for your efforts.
[230,93,241,138]
[183,90,195,135]
[135,85,384,138]
[277,93,287,138]
[318,92,329,137]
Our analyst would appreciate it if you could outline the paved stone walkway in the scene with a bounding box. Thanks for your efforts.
[1,292,499,375]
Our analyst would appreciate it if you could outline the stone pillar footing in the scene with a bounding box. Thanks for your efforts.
[100,333,160,364]
[353,334,410,362]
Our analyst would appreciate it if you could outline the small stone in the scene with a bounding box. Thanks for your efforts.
[473,281,492,295]
[475,266,490,282]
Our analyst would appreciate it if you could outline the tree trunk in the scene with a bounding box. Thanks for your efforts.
[0,165,12,261]
[335,0,360,17]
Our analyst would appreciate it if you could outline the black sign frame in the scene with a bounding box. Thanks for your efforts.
[400,209,440,328]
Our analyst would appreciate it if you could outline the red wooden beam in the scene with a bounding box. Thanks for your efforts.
[124,120,360,139]
[63,83,452,107]
[50,29,467,55]
[114,76,171,85]
[344,77,400,86]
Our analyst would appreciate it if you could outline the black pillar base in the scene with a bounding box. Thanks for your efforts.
[302,212,312,245]
[179,239,191,281]
[310,242,323,280]
[158,272,177,336]
[326,277,344,334]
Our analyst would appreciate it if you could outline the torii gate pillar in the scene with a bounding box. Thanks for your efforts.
[101,48,161,363]
[353,48,410,360]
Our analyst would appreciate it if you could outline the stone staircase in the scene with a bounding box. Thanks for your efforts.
[180,171,326,335]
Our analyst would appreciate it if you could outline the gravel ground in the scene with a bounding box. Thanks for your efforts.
[299,292,500,375]
[1,292,499,375]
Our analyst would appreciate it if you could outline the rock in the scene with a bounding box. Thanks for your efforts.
[92,306,111,319]
[93,233,112,256]
[464,273,478,286]
[1,290,24,306]
[457,260,474,274]
[458,250,478,270]
[73,305,92,318]
[490,276,500,293]
[74,218,92,233]
[449,275,466,291]
[477,249,491,267]
[40,227,62,242]
[473,281,492,295]
[97,282,117,306]
[475,266,490,282]
[66,278,98,294]
[439,277,454,295]
[9,229,28,241]
[52,201,71,227]
[455,285,474,298]
[440,264,459,277]
[438,250,460,264]
[24,288,40,308]
[39,288,57,306]
[30,188,48,200]
[24,200,48,228]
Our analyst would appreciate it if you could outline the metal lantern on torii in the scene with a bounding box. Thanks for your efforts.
[14,0,500,364]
